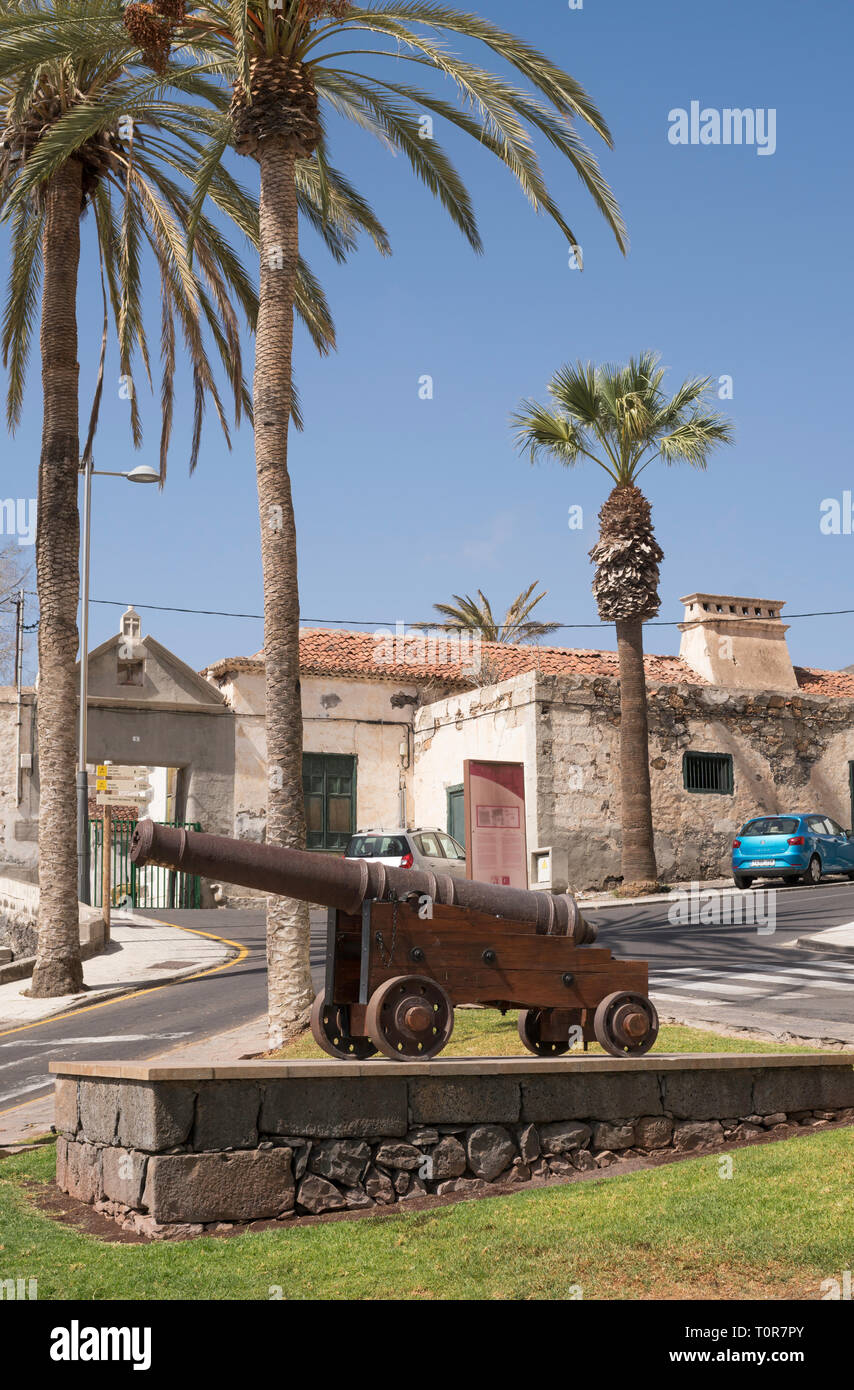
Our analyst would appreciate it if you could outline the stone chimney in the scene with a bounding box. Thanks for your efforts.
[678,593,798,691]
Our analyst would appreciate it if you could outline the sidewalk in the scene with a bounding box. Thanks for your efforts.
[795,921,854,956]
[0,912,238,1029]
[578,878,733,910]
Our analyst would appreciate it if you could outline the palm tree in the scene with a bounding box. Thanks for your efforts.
[423,582,560,644]
[513,353,733,889]
[0,0,356,994]
[52,0,627,1040]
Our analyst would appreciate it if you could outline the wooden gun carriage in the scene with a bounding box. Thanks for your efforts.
[312,894,657,1060]
[130,821,659,1061]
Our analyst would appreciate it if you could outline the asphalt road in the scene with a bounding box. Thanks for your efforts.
[0,910,273,1114]
[591,877,854,1040]
[2,879,853,1115]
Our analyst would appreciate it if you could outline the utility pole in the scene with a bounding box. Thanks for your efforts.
[14,589,24,804]
[76,461,159,905]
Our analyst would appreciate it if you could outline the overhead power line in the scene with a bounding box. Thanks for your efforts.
[20,591,854,630]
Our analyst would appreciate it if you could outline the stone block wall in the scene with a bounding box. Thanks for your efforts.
[535,674,854,891]
[0,866,38,959]
[52,1058,854,1237]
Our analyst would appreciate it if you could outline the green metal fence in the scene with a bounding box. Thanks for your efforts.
[88,820,203,909]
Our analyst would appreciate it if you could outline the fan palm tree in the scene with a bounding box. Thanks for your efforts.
[34,0,627,1038]
[513,353,734,889]
[0,0,374,995]
[423,582,560,644]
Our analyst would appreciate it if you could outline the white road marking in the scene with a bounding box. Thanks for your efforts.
[0,1076,52,1103]
[0,1032,193,1051]
[650,971,847,994]
[650,993,732,1007]
[649,978,758,996]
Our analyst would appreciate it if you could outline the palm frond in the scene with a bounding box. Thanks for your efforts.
[1,197,42,429]
[515,353,734,485]
[316,69,480,249]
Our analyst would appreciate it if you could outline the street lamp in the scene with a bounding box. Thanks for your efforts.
[77,460,161,904]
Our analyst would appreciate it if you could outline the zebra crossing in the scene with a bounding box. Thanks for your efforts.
[648,957,854,1008]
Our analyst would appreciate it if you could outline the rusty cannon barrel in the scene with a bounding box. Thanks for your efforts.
[130,820,597,943]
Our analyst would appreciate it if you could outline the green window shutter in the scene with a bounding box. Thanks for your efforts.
[302,753,356,850]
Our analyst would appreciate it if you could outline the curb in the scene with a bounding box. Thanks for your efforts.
[581,878,854,913]
[794,936,854,960]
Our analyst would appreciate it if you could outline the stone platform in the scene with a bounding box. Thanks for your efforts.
[50,1054,854,1233]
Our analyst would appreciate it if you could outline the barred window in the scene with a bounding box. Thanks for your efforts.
[683,751,733,795]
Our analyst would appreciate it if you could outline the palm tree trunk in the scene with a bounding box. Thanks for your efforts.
[255,134,313,1046]
[30,162,84,997]
[615,617,658,886]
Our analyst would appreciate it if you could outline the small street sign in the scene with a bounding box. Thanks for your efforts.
[96,777,150,793]
[96,790,152,807]
[96,764,150,779]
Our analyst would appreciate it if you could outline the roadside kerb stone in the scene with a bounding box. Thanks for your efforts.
[260,1079,407,1138]
[142,1149,294,1223]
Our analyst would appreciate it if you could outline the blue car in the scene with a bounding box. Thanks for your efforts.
[732,813,854,888]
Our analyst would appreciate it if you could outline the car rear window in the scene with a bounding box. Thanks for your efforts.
[739,817,799,836]
[346,835,408,858]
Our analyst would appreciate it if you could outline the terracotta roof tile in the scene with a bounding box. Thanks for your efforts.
[204,628,705,687]
[203,633,854,699]
[794,666,854,698]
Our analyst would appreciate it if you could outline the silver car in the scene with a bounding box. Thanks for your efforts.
[344,827,468,878]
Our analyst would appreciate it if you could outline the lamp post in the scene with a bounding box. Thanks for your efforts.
[77,462,160,904]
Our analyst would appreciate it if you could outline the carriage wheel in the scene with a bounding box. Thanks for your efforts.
[365,975,454,1060]
[593,991,659,1057]
[310,991,378,1060]
[517,1008,572,1057]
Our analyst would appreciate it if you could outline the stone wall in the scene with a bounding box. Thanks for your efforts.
[0,864,38,958]
[0,689,38,870]
[536,674,854,892]
[0,868,107,981]
[52,1056,854,1237]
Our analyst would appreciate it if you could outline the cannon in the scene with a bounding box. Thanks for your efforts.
[130,820,659,1061]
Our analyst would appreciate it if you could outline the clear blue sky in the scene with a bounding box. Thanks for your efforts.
[4,0,853,677]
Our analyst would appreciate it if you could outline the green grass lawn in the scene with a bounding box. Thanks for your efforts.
[271,1007,830,1060]
[2,1016,844,1299]
[1,1128,852,1299]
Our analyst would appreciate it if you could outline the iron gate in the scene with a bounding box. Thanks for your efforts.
[88,819,203,909]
